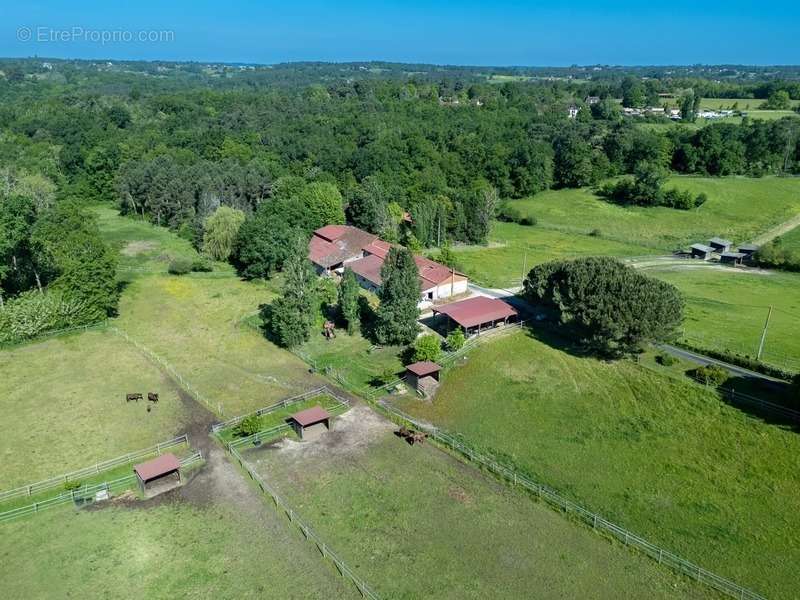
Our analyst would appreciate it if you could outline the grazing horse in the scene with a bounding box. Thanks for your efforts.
[126,393,143,402]
[147,392,159,403]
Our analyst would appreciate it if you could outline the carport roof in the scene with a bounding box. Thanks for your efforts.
[433,296,518,329]
[134,453,181,483]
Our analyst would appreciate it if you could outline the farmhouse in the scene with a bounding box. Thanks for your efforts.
[584,95,600,105]
[288,405,331,440]
[432,296,518,336]
[134,453,182,495]
[690,243,714,260]
[709,237,733,253]
[309,225,468,307]
[567,105,580,118]
[720,252,746,265]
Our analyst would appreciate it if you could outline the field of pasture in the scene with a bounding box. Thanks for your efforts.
[391,331,800,599]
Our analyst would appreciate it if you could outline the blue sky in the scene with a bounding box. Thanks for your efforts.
[1,1,798,65]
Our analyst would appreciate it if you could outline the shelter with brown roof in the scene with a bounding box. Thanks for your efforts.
[308,225,378,273]
[433,296,518,335]
[405,361,442,397]
[288,405,332,440]
[134,453,182,495]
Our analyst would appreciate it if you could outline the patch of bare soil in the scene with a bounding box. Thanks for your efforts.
[120,241,157,256]
[264,404,393,466]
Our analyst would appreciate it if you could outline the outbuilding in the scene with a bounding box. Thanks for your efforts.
[432,296,518,336]
[721,252,746,265]
[134,453,182,495]
[288,405,332,440]
[405,361,442,397]
[690,243,714,260]
[709,237,733,253]
[738,244,759,258]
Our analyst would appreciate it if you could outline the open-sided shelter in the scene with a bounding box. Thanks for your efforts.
[134,453,181,493]
[432,296,518,335]
[288,405,332,440]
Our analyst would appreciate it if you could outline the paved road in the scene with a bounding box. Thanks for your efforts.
[657,343,787,383]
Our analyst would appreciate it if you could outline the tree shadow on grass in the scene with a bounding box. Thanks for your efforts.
[715,375,800,432]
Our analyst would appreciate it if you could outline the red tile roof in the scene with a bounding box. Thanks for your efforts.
[290,405,331,427]
[134,453,181,482]
[348,254,385,287]
[406,361,442,377]
[433,296,518,329]
[308,225,377,268]
[363,239,393,259]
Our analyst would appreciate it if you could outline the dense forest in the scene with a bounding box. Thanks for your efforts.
[1,58,800,340]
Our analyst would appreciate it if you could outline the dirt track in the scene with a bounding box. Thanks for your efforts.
[750,213,800,246]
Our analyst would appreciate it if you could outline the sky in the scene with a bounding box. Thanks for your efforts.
[1,1,799,66]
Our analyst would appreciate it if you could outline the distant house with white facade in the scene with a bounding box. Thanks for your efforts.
[567,105,580,119]
[308,225,468,308]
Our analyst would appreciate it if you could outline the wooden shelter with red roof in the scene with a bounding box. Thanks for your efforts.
[133,453,182,494]
[433,296,518,335]
[288,405,332,440]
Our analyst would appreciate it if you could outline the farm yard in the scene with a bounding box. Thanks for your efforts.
[238,404,714,599]
[389,331,800,599]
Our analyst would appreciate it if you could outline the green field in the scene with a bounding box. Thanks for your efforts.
[94,205,210,273]
[698,97,800,110]
[454,221,658,287]
[647,268,800,373]
[391,331,800,599]
[776,226,800,252]
[0,330,190,488]
[242,405,712,599]
[454,176,800,288]
[0,500,352,598]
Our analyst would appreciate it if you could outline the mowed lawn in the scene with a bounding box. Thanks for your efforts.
[0,330,190,489]
[777,226,800,253]
[454,221,658,287]
[649,268,800,373]
[510,177,800,252]
[0,501,353,599]
[115,274,326,418]
[243,406,713,599]
[392,331,800,599]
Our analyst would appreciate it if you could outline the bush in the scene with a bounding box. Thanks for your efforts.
[412,334,443,363]
[497,202,536,226]
[190,258,213,272]
[689,365,729,387]
[168,258,193,275]
[446,328,466,351]
[518,215,537,226]
[0,290,95,344]
[63,480,82,492]
[236,414,262,437]
[588,228,602,237]
[656,353,677,366]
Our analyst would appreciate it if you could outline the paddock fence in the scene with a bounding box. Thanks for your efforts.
[0,434,189,503]
[211,386,329,433]
[226,443,380,599]
[0,452,203,524]
[110,327,224,415]
[0,320,109,350]
[376,401,766,600]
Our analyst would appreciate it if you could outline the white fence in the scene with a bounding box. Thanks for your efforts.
[227,444,379,599]
[0,452,203,524]
[0,434,189,503]
[110,327,224,415]
[211,387,329,433]
[377,401,766,600]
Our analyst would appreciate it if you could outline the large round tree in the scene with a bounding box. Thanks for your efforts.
[524,257,684,356]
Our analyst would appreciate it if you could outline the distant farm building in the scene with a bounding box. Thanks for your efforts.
[690,244,714,260]
[584,95,601,105]
[567,105,580,118]
[432,296,518,336]
[709,238,733,253]
[737,244,759,258]
[134,453,182,496]
[308,225,468,308]
[288,405,332,440]
[720,252,746,265]
[405,361,442,397]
